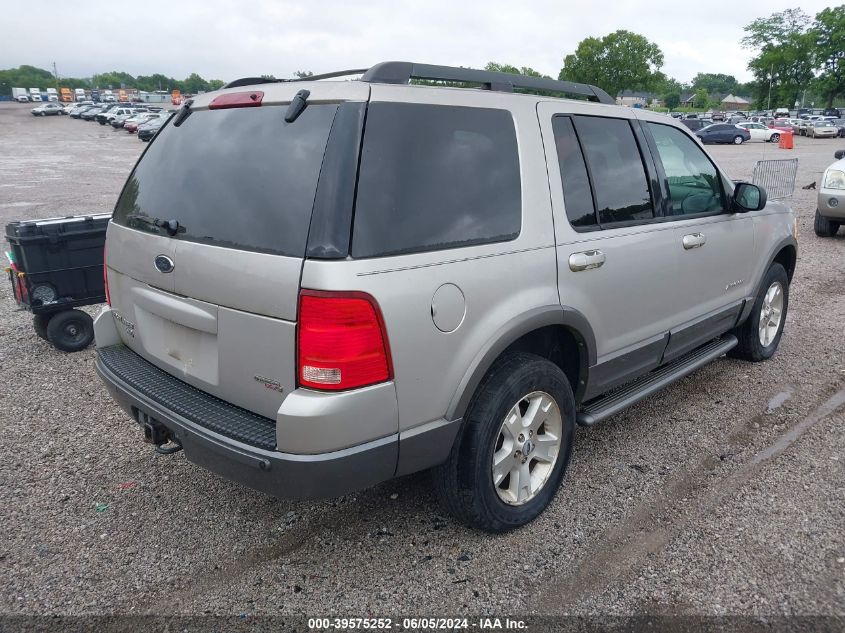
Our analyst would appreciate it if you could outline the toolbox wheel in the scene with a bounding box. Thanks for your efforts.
[33,314,52,341]
[46,309,94,352]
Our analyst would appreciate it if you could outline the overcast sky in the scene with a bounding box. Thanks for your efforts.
[1,0,834,85]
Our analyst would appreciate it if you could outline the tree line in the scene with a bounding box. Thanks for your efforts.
[0,65,227,96]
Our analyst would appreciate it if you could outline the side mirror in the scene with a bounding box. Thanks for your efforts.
[835,150,845,160]
[732,182,767,212]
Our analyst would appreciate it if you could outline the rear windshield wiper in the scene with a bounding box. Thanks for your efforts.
[126,214,185,236]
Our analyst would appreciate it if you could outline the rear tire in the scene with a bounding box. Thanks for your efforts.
[432,352,575,532]
[729,263,789,362]
[46,309,94,352]
[814,209,840,237]
[33,314,51,340]
[733,135,744,144]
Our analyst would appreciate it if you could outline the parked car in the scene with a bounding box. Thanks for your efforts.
[95,104,126,124]
[94,62,796,532]
[822,108,842,118]
[137,116,168,141]
[103,106,142,125]
[680,118,709,132]
[124,112,161,132]
[736,122,781,142]
[81,105,108,121]
[31,102,65,116]
[815,149,845,237]
[15,94,30,103]
[696,123,752,144]
[69,104,96,118]
[770,119,800,133]
[831,119,845,138]
[806,121,839,138]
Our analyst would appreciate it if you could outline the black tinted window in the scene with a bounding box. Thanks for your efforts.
[352,103,521,258]
[113,104,338,256]
[551,116,596,228]
[573,116,653,224]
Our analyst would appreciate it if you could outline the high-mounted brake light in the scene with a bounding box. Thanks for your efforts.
[103,245,111,306]
[208,91,264,110]
[297,290,393,391]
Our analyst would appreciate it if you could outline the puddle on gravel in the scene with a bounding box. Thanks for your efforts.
[766,389,793,413]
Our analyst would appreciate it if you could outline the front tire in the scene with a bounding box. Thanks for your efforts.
[432,352,575,532]
[770,133,780,143]
[46,309,94,352]
[814,209,840,237]
[729,263,789,362]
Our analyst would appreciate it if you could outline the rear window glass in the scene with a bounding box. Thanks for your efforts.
[572,116,654,224]
[352,103,521,258]
[113,104,338,257]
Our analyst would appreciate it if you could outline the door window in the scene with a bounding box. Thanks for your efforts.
[647,123,724,216]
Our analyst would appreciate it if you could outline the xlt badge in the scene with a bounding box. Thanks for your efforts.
[725,279,744,291]
[254,375,283,392]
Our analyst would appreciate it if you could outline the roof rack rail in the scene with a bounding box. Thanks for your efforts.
[224,62,615,104]
[224,69,368,89]
[361,61,615,104]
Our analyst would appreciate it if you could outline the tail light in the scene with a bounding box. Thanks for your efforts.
[103,245,111,306]
[297,290,392,391]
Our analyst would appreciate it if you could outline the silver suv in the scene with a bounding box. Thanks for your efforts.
[815,149,845,236]
[95,62,798,532]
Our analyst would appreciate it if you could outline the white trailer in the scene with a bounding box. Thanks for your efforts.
[46,88,58,102]
[12,87,30,102]
[29,88,42,102]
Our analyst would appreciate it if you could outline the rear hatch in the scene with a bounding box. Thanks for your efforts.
[105,82,368,419]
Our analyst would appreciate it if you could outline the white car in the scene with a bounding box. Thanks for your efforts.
[736,122,781,142]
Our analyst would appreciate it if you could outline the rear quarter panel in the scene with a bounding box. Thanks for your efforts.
[301,85,558,432]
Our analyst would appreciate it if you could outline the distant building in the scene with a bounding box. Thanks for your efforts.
[720,94,752,110]
[616,90,662,108]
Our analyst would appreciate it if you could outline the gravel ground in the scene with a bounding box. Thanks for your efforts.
[0,102,844,622]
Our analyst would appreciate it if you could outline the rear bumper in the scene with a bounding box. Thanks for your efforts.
[95,346,399,499]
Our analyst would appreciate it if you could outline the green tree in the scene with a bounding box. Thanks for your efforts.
[207,79,226,91]
[485,62,549,78]
[663,91,681,109]
[691,72,739,94]
[693,88,710,109]
[181,73,210,94]
[91,71,136,89]
[559,30,664,98]
[293,70,314,79]
[813,5,845,107]
[742,9,816,108]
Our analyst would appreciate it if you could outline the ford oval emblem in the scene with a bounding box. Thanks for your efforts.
[154,255,175,274]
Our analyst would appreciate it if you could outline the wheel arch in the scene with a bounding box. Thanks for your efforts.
[445,306,596,422]
[738,236,797,324]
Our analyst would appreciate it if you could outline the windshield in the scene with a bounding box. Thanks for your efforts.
[113,104,338,257]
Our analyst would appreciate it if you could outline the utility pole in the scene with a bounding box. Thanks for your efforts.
[52,62,59,90]
[766,64,773,112]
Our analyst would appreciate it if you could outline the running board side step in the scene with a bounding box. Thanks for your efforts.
[577,335,738,427]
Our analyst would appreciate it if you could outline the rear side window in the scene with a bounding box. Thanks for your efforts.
[573,116,654,224]
[352,103,521,258]
[113,104,338,257]
[551,116,597,228]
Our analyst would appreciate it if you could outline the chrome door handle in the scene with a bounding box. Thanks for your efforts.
[682,233,706,249]
[569,250,606,272]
